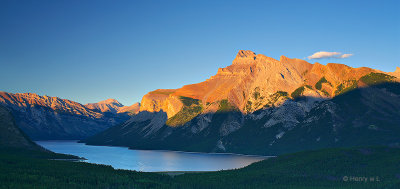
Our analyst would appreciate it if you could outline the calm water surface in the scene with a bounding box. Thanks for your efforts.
[35,141,269,172]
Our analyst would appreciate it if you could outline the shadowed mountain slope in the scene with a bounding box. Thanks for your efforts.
[0,105,43,150]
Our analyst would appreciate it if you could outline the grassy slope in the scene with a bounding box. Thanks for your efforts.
[166,97,203,127]
[1,146,399,188]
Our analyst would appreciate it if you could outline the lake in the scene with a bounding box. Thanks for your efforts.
[35,141,270,172]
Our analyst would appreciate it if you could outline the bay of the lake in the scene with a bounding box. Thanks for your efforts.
[35,140,270,172]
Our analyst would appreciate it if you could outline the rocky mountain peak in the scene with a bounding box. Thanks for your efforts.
[99,99,123,106]
[237,50,256,58]
[232,50,257,65]
[279,55,288,61]
[85,98,126,113]
[83,98,140,115]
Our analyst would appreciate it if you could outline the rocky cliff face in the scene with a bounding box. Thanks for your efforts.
[0,92,130,140]
[139,89,183,118]
[390,67,400,78]
[85,50,400,155]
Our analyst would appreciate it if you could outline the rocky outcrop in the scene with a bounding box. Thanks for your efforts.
[139,89,183,118]
[0,92,130,140]
[389,67,400,78]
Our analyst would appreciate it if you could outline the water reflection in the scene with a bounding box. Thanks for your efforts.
[36,141,270,172]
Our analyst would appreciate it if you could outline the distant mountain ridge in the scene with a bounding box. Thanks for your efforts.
[0,92,134,140]
[85,99,124,113]
[0,92,102,118]
[84,50,400,155]
[85,99,140,115]
[117,102,140,115]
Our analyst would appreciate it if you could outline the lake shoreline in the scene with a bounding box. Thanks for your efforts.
[78,140,276,157]
[35,140,269,172]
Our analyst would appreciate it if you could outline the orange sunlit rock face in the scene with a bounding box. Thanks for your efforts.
[139,89,182,118]
[139,50,399,118]
[390,67,400,78]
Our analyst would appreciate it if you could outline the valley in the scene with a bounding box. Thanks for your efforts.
[2,100,399,188]
[2,144,399,188]
[2,1,399,188]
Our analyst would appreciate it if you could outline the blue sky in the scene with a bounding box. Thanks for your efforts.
[0,0,399,105]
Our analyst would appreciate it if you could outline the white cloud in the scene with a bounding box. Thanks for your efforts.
[308,51,353,59]
[308,52,340,59]
[339,53,353,58]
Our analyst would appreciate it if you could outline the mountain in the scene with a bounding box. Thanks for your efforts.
[85,99,140,115]
[138,50,391,117]
[85,99,124,113]
[84,50,400,155]
[0,92,131,140]
[0,105,43,150]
